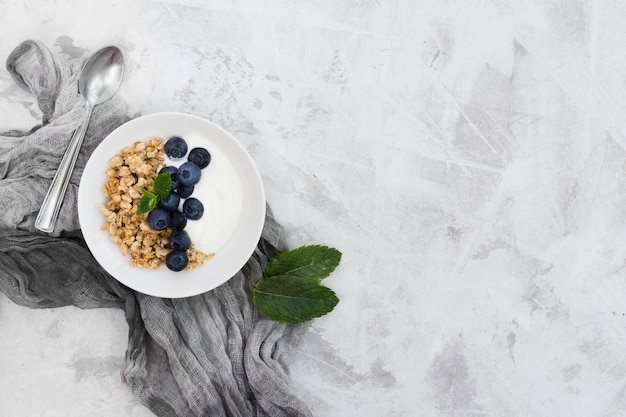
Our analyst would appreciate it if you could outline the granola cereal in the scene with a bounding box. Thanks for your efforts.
[99,136,211,270]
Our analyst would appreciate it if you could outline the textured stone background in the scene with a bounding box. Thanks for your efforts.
[2,1,626,416]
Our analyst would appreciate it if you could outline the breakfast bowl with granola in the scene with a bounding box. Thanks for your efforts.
[77,112,266,298]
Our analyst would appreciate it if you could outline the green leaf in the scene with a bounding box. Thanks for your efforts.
[153,172,172,198]
[253,276,339,323]
[136,191,157,215]
[264,245,341,282]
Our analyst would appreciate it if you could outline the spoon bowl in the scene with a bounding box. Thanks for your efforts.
[35,46,124,233]
[79,46,124,105]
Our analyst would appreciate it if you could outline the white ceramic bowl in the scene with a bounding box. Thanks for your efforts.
[77,112,266,298]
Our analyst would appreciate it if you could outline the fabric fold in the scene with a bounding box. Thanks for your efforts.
[0,40,311,417]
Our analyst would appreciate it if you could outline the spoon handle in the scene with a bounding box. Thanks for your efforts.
[35,103,94,233]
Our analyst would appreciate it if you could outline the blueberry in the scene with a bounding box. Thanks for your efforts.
[177,184,194,198]
[159,166,177,175]
[159,166,180,189]
[169,230,191,251]
[183,197,204,220]
[188,147,211,169]
[147,207,171,230]
[170,173,180,189]
[178,162,201,186]
[164,136,188,159]
[169,210,187,231]
[166,250,188,272]
[159,192,180,211]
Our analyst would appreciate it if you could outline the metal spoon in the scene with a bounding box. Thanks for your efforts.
[35,46,124,233]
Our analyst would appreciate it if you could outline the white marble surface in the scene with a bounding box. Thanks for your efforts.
[2,0,626,415]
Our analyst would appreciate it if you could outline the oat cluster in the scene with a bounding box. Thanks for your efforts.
[99,136,210,270]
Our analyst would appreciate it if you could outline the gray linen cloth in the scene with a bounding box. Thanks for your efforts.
[0,40,312,417]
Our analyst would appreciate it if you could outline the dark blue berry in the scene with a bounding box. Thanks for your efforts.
[159,192,180,211]
[159,166,180,189]
[159,166,176,175]
[183,197,204,220]
[166,250,188,272]
[147,208,170,230]
[188,147,211,169]
[169,230,191,251]
[178,162,201,186]
[177,184,194,198]
[168,210,187,231]
[164,136,188,159]
[171,173,180,189]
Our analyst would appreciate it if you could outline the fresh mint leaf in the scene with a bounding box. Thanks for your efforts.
[254,245,342,323]
[141,188,157,199]
[263,245,341,282]
[153,172,172,198]
[136,189,158,215]
[253,276,339,323]
[135,173,170,215]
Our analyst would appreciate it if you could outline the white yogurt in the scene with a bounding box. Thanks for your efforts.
[164,135,243,254]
